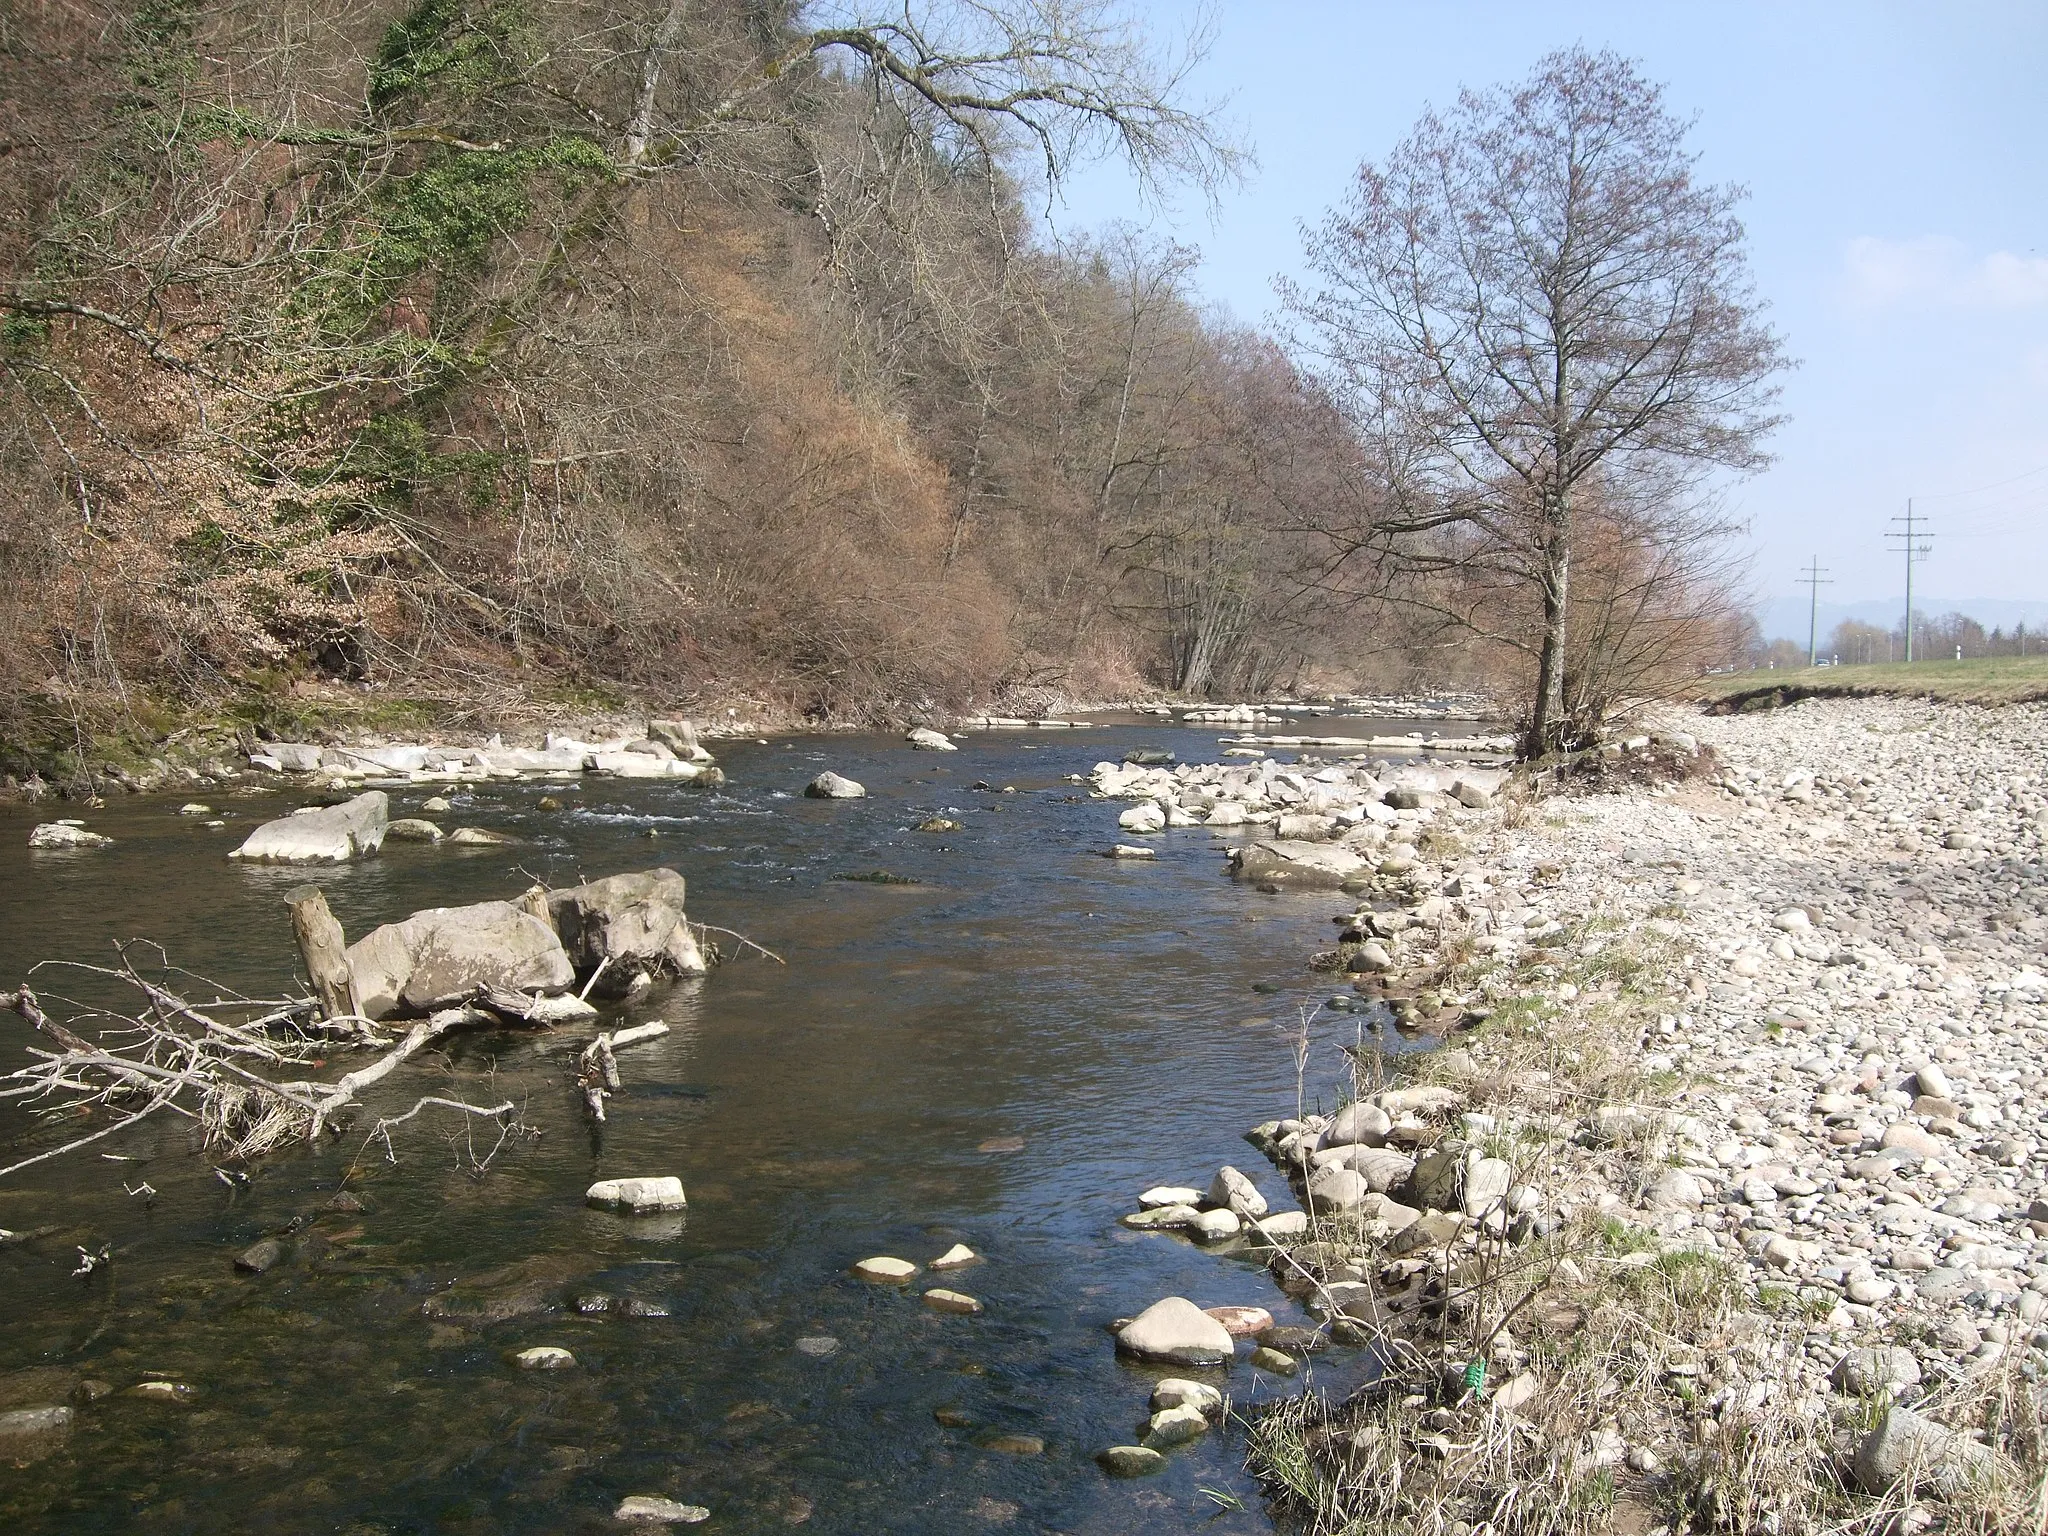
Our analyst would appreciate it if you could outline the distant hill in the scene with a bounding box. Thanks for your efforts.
[1759,597,2048,645]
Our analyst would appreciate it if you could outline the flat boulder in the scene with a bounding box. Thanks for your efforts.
[346,898,572,1020]
[905,727,957,751]
[547,868,706,984]
[586,1177,687,1213]
[590,750,702,780]
[1115,1296,1234,1365]
[28,822,111,849]
[1228,840,1368,888]
[230,791,388,863]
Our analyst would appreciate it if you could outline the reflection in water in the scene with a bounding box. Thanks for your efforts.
[0,718,1443,1534]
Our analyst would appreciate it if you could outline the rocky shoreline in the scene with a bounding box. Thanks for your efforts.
[1089,696,2048,1530]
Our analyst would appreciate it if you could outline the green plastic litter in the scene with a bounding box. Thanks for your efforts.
[1463,1359,1487,1396]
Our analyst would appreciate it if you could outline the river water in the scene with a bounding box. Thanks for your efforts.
[0,716,1452,1535]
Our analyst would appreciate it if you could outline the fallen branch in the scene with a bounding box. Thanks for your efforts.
[693,924,787,965]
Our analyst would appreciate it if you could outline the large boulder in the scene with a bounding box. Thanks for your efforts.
[345,899,573,1020]
[1228,840,1368,888]
[647,718,714,763]
[547,867,706,984]
[806,772,865,799]
[1115,1297,1235,1365]
[1852,1407,1994,1495]
[231,792,388,863]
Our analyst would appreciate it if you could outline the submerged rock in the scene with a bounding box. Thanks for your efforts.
[230,791,388,863]
[1095,1444,1166,1477]
[234,1238,286,1274]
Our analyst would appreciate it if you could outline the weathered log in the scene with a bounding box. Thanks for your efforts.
[287,885,358,1022]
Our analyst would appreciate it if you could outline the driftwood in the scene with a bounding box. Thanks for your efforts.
[575,1022,668,1123]
[0,951,528,1171]
[287,885,359,1023]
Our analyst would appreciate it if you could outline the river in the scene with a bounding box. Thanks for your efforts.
[0,715,1453,1535]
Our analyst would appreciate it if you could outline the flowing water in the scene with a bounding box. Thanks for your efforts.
[0,716,1457,1535]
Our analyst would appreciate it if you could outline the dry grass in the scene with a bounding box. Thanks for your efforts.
[1691,656,2048,711]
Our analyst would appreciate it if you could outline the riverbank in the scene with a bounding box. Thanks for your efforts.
[1097,696,2048,1532]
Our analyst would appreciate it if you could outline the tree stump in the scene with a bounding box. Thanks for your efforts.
[287,884,358,1021]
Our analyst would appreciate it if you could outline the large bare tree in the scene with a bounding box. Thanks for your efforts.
[1285,46,1788,754]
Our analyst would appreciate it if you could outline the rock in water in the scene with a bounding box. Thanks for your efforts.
[547,867,706,984]
[230,791,389,862]
[1115,1297,1234,1365]
[923,1289,983,1314]
[29,822,112,849]
[1109,843,1157,859]
[1118,802,1166,833]
[1206,1165,1268,1217]
[806,771,866,799]
[1142,1404,1210,1448]
[1227,840,1369,887]
[384,818,444,842]
[930,1244,979,1270]
[851,1256,918,1283]
[585,1177,687,1213]
[446,826,518,846]
[1151,1379,1223,1413]
[514,1346,575,1370]
[234,1239,286,1274]
[345,899,573,1020]
[1204,1305,1273,1336]
[906,727,957,751]
[614,1495,710,1523]
[1095,1445,1165,1477]
[647,718,714,762]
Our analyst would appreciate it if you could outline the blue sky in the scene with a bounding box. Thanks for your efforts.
[1044,1,2048,616]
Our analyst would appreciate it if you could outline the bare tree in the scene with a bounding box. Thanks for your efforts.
[1284,47,1789,754]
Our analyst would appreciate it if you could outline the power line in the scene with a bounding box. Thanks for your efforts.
[1798,557,1832,666]
[1884,503,1933,663]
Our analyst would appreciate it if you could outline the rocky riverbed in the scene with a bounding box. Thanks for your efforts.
[1091,696,2048,1531]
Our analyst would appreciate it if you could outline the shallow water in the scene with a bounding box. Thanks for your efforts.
[0,717,1453,1535]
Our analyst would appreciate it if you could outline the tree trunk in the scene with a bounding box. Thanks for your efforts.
[287,885,358,1021]
[1525,491,1572,758]
[623,0,691,166]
